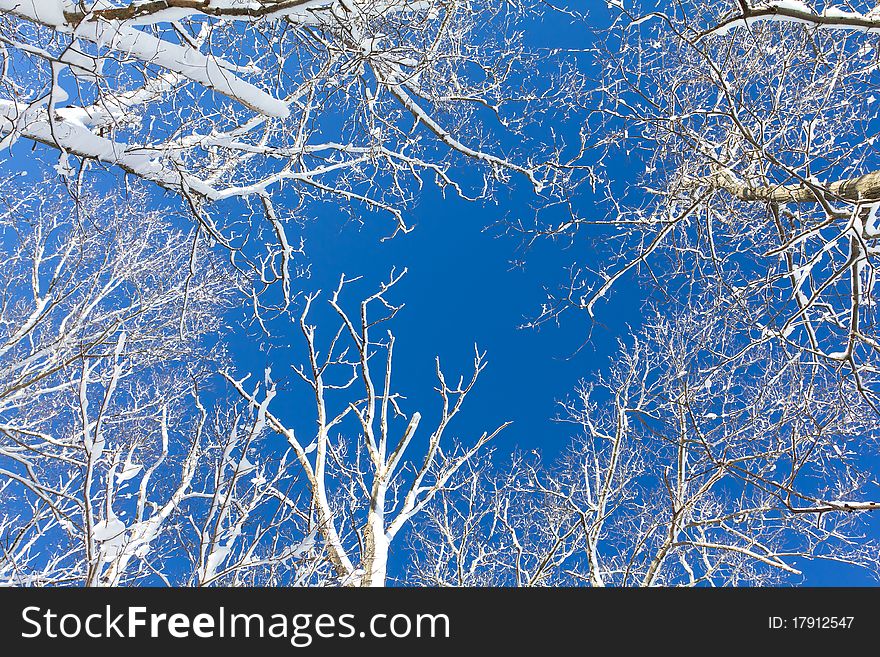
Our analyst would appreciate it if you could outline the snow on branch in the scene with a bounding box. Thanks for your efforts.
[71,20,290,118]
[707,1,880,37]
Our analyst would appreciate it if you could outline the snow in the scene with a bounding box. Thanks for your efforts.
[769,0,813,13]
[72,21,289,118]
[864,203,880,236]
[285,531,317,559]
[237,454,256,474]
[712,0,880,36]
[94,512,127,560]
[60,41,103,82]
[208,0,263,8]
[115,457,143,484]
[824,6,863,19]
[204,545,231,579]
[93,516,125,542]
[0,294,51,359]
[50,139,81,175]
[0,99,218,197]
[113,330,127,359]
[0,0,67,26]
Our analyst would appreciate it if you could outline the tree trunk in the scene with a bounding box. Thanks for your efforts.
[359,483,389,587]
[698,168,880,203]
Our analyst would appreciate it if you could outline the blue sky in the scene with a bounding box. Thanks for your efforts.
[241,3,878,584]
[246,3,643,456]
[4,0,879,586]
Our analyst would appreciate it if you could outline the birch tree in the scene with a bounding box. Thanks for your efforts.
[0,175,238,585]
[224,270,507,586]
[520,2,880,398]
[0,182,505,585]
[0,0,579,302]
[412,306,880,586]
[8,0,880,589]
[489,3,880,577]
[0,1,572,586]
